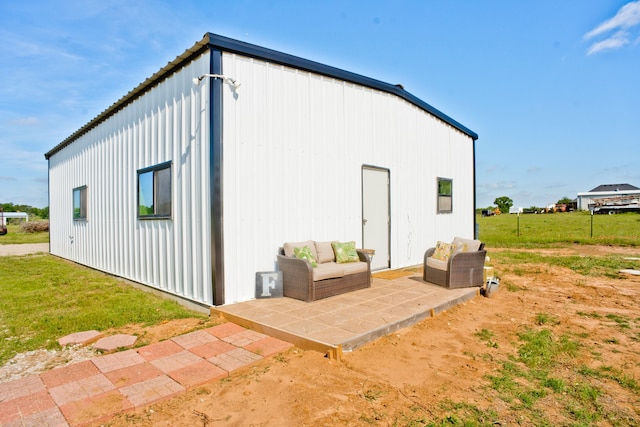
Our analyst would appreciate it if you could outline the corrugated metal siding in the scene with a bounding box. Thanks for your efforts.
[48,52,213,305]
[221,53,475,303]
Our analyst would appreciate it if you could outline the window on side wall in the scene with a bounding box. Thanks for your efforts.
[73,186,88,220]
[437,178,452,214]
[137,161,172,219]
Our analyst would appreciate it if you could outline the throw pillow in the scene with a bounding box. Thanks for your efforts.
[331,241,360,263]
[432,241,455,261]
[452,242,469,255]
[294,246,317,267]
[315,241,336,263]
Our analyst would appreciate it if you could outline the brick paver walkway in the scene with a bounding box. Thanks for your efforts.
[0,323,293,426]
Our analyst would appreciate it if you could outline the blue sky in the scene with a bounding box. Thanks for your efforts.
[1,1,639,209]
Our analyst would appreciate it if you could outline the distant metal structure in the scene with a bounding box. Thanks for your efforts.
[0,208,7,235]
[590,195,640,214]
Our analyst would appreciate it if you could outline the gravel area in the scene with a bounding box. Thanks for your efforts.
[0,346,99,383]
[0,243,49,256]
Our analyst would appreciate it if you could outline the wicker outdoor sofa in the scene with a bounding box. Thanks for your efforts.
[423,237,486,289]
[277,240,371,302]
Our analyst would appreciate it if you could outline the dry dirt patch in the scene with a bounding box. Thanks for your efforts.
[100,246,640,426]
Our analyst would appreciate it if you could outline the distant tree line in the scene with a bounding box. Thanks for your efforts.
[478,196,577,215]
[0,203,49,220]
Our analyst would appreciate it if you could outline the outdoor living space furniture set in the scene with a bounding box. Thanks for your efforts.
[277,240,371,302]
[277,237,486,302]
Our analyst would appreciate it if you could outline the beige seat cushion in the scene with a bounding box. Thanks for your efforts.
[340,261,368,275]
[284,241,318,260]
[426,256,448,271]
[313,262,345,281]
[452,237,482,253]
[315,241,336,263]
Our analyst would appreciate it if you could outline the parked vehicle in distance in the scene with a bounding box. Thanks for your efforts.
[590,195,640,215]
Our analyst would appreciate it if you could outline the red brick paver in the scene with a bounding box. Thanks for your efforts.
[93,334,137,352]
[41,360,100,389]
[58,389,132,426]
[245,336,294,357]
[119,374,184,407]
[168,360,228,388]
[137,339,183,361]
[0,323,292,426]
[171,329,218,349]
[58,330,102,347]
[104,362,163,388]
[221,329,268,347]
[150,350,203,374]
[92,349,146,373]
[189,339,237,359]
[205,322,246,338]
[208,347,263,372]
[0,390,57,425]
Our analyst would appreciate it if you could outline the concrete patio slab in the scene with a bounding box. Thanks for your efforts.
[213,271,479,356]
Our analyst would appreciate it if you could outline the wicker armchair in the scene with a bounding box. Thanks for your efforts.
[423,237,486,289]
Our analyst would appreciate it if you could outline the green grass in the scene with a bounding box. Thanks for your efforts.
[490,251,640,278]
[0,254,206,365]
[0,224,49,244]
[478,211,640,247]
[474,328,499,348]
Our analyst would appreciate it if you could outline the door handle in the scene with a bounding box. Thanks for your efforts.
[362,218,368,225]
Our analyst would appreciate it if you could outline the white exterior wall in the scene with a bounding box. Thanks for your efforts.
[221,53,475,303]
[48,52,214,305]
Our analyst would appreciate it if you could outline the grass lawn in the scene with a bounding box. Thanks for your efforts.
[0,224,49,244]
[0,254,206,366]
[478,211,640,248]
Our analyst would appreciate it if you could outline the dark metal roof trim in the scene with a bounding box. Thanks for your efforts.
[45,32,477,159]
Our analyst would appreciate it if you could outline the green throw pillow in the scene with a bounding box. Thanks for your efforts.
[331,241,359,263]
[432,241,455,261]
[294,246,317,267]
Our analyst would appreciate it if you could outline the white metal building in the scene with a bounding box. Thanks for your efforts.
[45,33,479,307]
[1,212,29,225]
[576,184,640,212]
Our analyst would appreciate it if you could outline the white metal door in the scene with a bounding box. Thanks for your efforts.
[362,166,390,270]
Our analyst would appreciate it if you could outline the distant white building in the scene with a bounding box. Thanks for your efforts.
[1,212,29,226]
[577,184,640,211]
[45,33,479,307]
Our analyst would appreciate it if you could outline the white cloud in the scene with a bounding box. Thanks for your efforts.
[584,1,640,54]
[7,117,40,127]
[587,30,630,55]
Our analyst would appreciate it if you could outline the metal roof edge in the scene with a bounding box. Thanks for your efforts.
[206,33,478,140]
[577,189,640,196]
[45,32,477,159]
[45,35,211,159]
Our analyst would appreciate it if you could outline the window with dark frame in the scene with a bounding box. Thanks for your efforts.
[437,178,453,213]
[73,186,87,220]
[137,161,172,219]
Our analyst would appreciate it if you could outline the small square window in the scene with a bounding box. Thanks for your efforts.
[437,178,452,214]
[138,162,172,219]
[73,186,87,220]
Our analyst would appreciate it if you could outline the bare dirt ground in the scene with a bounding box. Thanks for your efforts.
[3,245,639,426]
[98,245,640,426]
